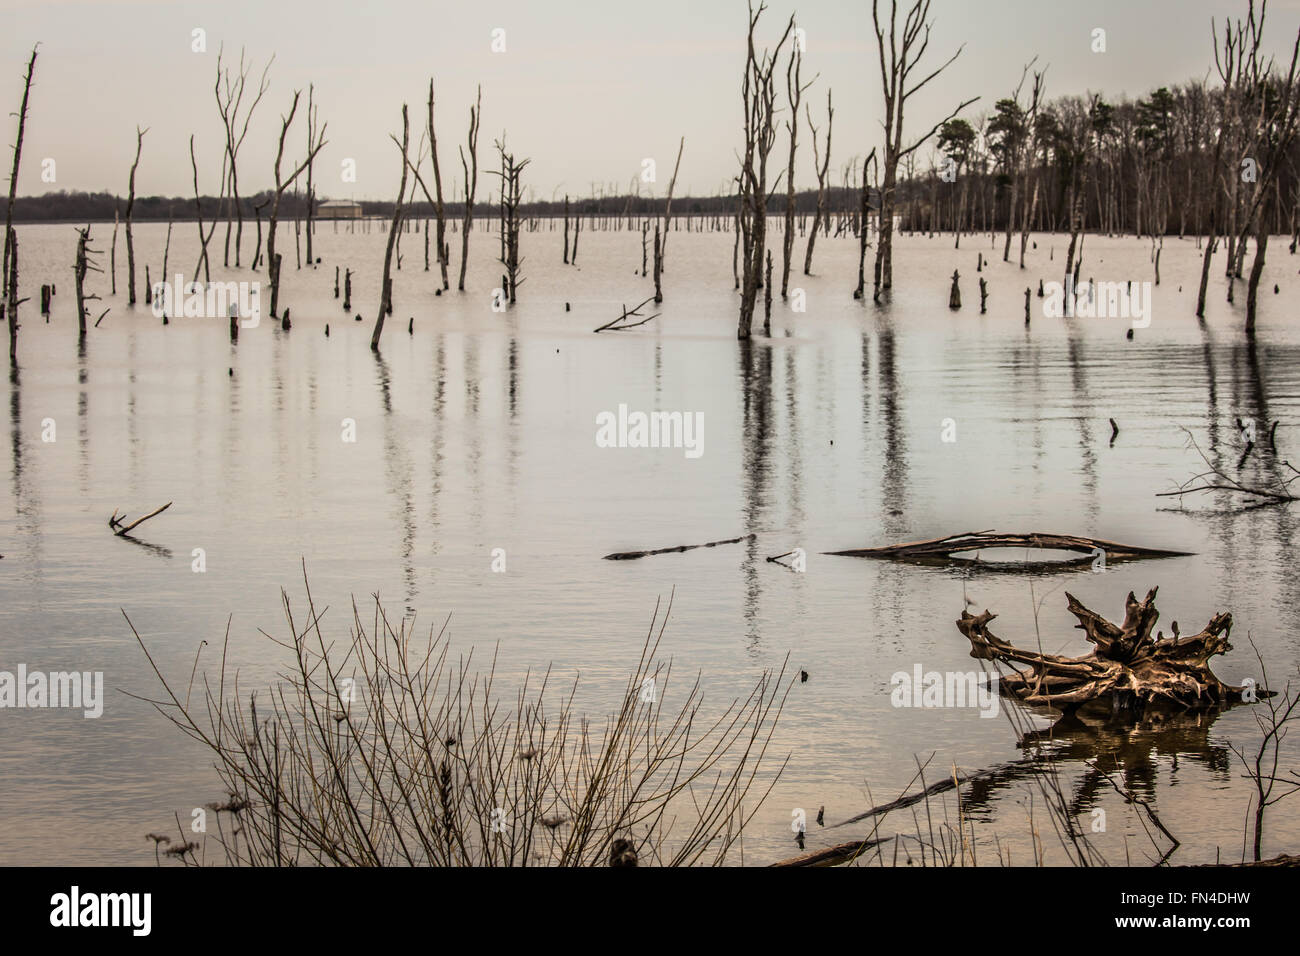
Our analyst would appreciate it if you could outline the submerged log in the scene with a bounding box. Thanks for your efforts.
[956,587,1252,713]
[826,530,1191,568]
[603,533,754,561]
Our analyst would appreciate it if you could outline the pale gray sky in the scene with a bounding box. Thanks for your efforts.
[3,0,1298,201]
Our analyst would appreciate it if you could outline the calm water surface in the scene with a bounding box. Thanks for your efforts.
[2,220,1298,864]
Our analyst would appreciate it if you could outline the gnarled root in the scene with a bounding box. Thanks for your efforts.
[956,587,1248,714]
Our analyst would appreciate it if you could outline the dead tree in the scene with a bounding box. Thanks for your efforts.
[563,195,571,264]
[215,46,273,268]
[372,105,409,351]
[457,86,482,292]
[125,126,147,306]
[1241,13,1300,333]
[572,206,581,264]
[492,138,529,305]
[854,150,879,298]
[73,225,104,339]
[190,134,224,283]
[304,84,322,267]
[871,0,975,299]
[803,90,832,276]
[737,1,794,339]
[110,207,118,296]
[251,198,268,270]
[427,80,450,290]
[782,40,815,298]
[654,136,684,303]
[268,91,328,319]
[3,45,36,363]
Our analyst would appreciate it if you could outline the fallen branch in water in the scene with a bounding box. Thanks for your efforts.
[1158,428,1298,507]
[594,295,660,333]
[109,501,172,537]
[825,530,1191,565]
[603,533,754,561]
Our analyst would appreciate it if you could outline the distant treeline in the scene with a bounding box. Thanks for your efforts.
[10,187,867,224]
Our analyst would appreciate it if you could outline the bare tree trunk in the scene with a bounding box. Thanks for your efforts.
[269,90,328,320]
[215,47,273,269]
[871,0,975,300]
[125,126,147,306]
[457,86,482,292]
[781,42,810,298]
[428,79,450,290]
[373,105,410,350]
[655,137,684,303]
[803,90,832,275]
[3,46,36,362]
[737,2,794,339]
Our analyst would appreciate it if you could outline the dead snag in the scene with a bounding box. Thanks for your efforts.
[304,84,321,267]
[603,534,754,560]
[268,90,328,320]
[215,45,273,267]
[426,80,450,290]
[957,587,1251,713]
[73,225,104,339]
[125,126,147,306]
[781,41,814,299]
[190,134,223,284]
[457,85,482,292]
[491,138,529,304]
[373,104,410,351]
[736,2,795,339]
[803,89,832,276]
[654,136,684,303]
[853,151,878,299]
[3,45,37,362]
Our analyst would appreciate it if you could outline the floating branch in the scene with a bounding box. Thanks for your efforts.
[109,501,172,537]
[593,295,660,333]
[603,533,754,561]
[824,530,1191,567]
[957,587,1254,713]
[1158,427,1298,508]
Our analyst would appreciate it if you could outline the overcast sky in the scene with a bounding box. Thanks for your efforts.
[4,0,1299,202]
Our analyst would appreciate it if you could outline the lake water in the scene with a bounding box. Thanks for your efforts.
[2,218,1298,865]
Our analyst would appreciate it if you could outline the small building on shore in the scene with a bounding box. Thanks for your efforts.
[316,199,363,220]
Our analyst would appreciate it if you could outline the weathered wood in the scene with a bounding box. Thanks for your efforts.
[957,587,1253,712]
[109,502,172,537]
[769,835,888,868]
[594,296,659,333]
[825,530,1192,564]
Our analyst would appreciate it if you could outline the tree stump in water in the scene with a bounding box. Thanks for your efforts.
[956,587,1252,715]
